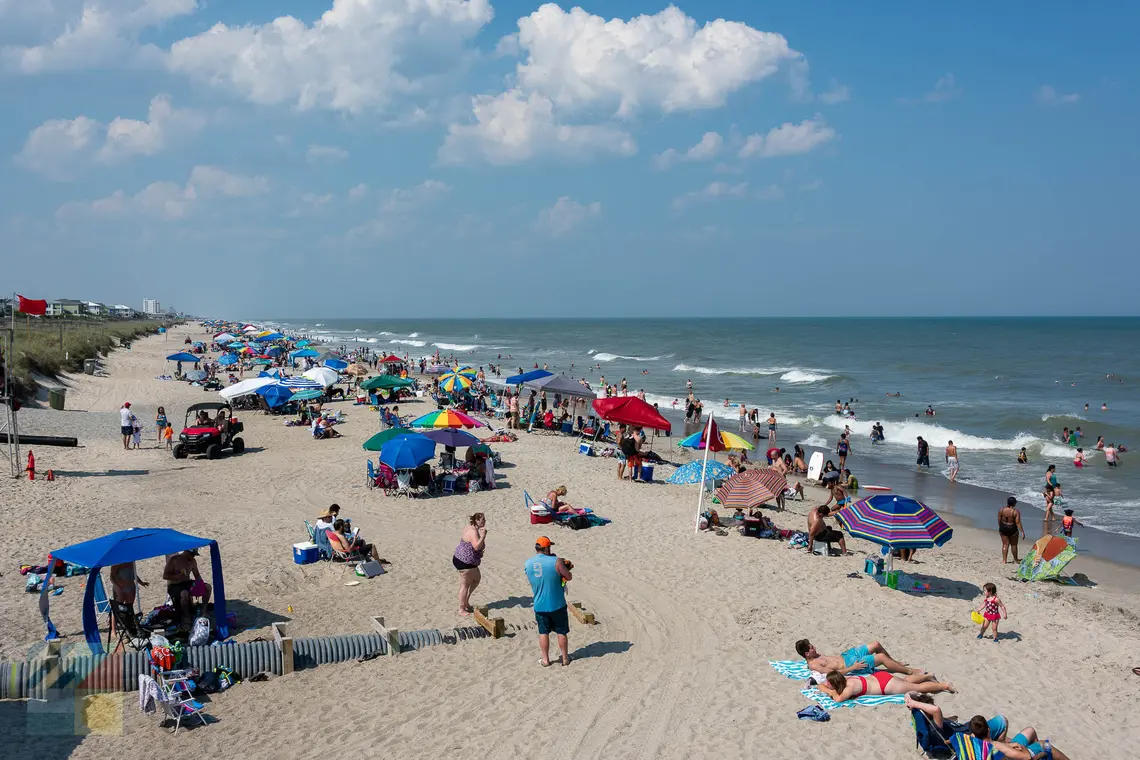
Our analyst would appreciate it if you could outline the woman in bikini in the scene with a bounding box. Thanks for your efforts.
[998,496,1025,564]
[546,485,577,514]
[819,670,954,703]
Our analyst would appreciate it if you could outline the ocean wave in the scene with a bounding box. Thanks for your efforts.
[434,342,479,351]
[593,352,674,362]
[779,370,835,384]
[1040,413,1087,423]
[379,331,394,336]
[408,332,420,338]
[800,434,830,448]
[389,338,426,347]
[673,363,790,376]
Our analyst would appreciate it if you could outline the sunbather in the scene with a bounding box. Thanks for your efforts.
[911,697,1070,760]
[819,670,954,703]
[795,639,923,676]
[545,485,577,514]
[162,550,211,629]
[328,519,382,563]
[905,693,1009,742]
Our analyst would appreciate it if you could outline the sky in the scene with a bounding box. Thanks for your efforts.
[2,0,1138,318]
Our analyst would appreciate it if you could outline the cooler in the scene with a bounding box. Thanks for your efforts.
[638,465,654,482]
[293,542,319,565]
[578,443,594,456]
[530,512,554,524]
[561,421,574,434]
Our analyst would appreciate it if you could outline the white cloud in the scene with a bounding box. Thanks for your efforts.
[819,81,851,105]
[509,4,800,117]
[96,94,205,163]
[165,0,494,114]
[903,73,961,103]
[533,196,600,236]
[58,165,268,220]
[16,95,203,178]
[755,183,786,201]
[3,0,198,73]
[739,115,836,159]
[798,179,823,192]
[438,89,636,165]
[381,179,450,212]
[673,181,748,209]
[306,144,350,163]
[348,183,369,199]
[15,116,99,179]
[1035,85,1079,106]
[288,192,334,217]
[654,131,723,169]
[349,179,450,238]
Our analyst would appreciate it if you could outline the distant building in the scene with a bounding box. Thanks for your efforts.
[46,299,87,317]
[113,304,135,318]
[142,299,161,315]
[85,301,106,316]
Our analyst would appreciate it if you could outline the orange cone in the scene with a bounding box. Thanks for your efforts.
[46,469,55,482]
[26,451,35,481]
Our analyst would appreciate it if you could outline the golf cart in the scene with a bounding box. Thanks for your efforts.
[172,401,245,460]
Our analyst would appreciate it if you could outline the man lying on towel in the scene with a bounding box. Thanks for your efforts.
[795,638,924,677]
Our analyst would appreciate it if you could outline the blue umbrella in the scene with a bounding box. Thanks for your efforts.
[379,434,435,470]
[218,353,239,366]
[420,428,481,448]
[279,376,323,389]
[261,332,285,340]
[256,383,294,408]
[506,369,553,385]
[665,460,736,485]
[166,352,200,362]
[228,342,245,349]
[296,340,311,347]
[266,347,283,357]
[291,348,319,358]
[323,358,348,371]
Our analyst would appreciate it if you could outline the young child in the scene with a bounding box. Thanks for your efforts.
[131,417,142,449]
[976,582,1007,642]
[164,423,174,450]
[1060,509,1081,537]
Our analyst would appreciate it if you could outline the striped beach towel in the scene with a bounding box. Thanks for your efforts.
[768,660,906,709]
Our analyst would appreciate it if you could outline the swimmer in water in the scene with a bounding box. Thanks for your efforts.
[1102,403,1108,410]
[724,399,731,408]
[773,387,780,393]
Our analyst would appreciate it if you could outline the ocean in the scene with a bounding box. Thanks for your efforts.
[267,317,1139,554]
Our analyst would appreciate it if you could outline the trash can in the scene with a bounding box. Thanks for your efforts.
[48,389,66,410]
[83,359,96,375]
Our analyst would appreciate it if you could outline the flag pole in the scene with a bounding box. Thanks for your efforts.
[694,411,714,533]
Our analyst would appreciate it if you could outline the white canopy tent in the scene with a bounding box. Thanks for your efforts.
[218,376,277,400]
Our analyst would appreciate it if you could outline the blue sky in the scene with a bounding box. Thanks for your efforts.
[2,1,1137,318]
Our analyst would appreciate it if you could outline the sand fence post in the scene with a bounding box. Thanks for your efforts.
[271,622,293,675]
[473,606,505,639]
[569,602,596,625]
[371,616,401,656]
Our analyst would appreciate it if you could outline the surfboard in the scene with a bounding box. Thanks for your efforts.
[863,485,892,492]
[807,451,824,482]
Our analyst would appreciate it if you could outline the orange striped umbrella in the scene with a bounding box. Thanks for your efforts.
[714,468,787,509]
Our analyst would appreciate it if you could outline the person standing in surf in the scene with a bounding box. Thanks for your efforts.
[998,497,1025,564]
[739,403,747,433]
[836,434,851,471]
[946,441,960,481]
[916,437,930,470]
[767,413,777,443]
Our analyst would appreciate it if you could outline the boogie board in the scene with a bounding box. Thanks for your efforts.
[863,485,892,492]
[806,452,824,482]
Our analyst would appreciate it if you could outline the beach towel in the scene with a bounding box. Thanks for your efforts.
[768,660,905,709]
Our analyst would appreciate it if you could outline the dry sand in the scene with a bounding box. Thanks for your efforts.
[2,326,1138,759]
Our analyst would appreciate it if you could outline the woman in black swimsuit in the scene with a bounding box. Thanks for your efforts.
[998,497,1025,564]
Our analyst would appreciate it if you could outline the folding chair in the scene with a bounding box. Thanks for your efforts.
[366,460,378,490]
[152,670,208,734]
[911,708,958,758]
[523,490,576,527]
[108,599,157,652]
[395,469,415,498]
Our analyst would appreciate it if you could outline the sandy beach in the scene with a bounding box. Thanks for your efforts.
[3,326,1138,759]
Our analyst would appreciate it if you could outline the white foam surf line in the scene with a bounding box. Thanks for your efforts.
[673,363,790,376]
[433,342,480,351]
[590,351,675,362]
[389,338,426,347]
[814,415,1075,457]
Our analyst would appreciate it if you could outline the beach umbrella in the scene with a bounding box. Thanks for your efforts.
[419,428,481,448]
[344,363,370,377]
[252,358,273,365]
[362,428,415,452]
[302,367,339,387]
[409,409,484,429]
[439,371,474,394]
[291,348,319,359]
[279,376,323,389]
[379,435,435,470]
[506,368,552,385]
[219,376,277,400]
[835,495,953,551]
[166,352,200,362]
[666,460,736,484]
[290,388,324,402]
[361,375,413,391]
[714,469,787,510]
[218,353,239,366]
[592,396,671,432]
[184,370,208,382]
[266,347,283,357]
[295,340,311,347]
[323,358,349,371]
[678,427,754,451]
[259,368,284,379]
[256,383,294,408]
[454,366,478,379]
[214,332,236,342]
[227,342,245,349]
[379,354,404,364]
[261,332,284,340]
[1016,535,1078,582]
[241,347,256,355]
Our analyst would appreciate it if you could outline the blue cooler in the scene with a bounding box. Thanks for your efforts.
[579,443,594,456]
[293,542,319,565]
[639,465,654,482]
[561,421,574,434]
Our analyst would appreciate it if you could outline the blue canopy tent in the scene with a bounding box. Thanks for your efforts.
[323,358,348,371]
[290,348,319,359]
[505,369,552,385]
[39,528,228,654]
[257,383,294,408]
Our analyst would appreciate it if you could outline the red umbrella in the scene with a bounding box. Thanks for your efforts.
[379,354,404,363]
[700,417,726,452]
[714,468,787,509]
[592,397,671,432]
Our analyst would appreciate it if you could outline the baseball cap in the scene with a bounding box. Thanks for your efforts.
[535,536,554,549]
[124,402,131,407]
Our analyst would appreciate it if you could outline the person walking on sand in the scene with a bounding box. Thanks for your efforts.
[738,403,747,433]
[119,402,134,450]
[975,582,1007,642]
[998,497,1025,564]
[525,537,573,667]
[945,440,959,481]
[155,406,168,448]
[453,513,486,616]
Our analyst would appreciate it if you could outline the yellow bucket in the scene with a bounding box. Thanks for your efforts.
[970,610,984,625]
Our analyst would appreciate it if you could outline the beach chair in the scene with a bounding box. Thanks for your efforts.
[524,490,576,527]
[374,462,398,496]
[328,534,366,570]
[366,460,378,490]
[108,599,157,652]
[911,708,957,758]
[304,520,316,541]
[395,469,416,498]
[152,670,208,734]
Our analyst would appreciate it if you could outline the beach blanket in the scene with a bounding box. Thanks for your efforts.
[768,660,906,709]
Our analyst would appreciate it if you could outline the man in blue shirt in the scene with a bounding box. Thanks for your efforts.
[524,536,573,667]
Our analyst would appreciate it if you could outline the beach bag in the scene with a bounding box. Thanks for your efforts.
[620,437,637,457]
[189,616,210,646]
[566,515,590,531]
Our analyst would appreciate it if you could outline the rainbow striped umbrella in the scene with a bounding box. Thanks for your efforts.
[678,429,755,451]
[409,409,484,429]
[835,495,953,550]
[439,371,474,394]
[714,469,787,509]
[454,366,478,378]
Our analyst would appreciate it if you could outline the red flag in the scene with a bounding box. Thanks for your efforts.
[16,295,47,316]
[702,417,726,452]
